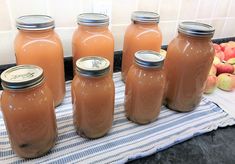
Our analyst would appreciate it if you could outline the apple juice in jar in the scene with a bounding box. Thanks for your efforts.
[71,56,114,139]
[125,50,165,124]
[164,22,215,112]
[72,13,114,75]
[0,65,57,158]
[14,15,65,106]
[121,11,162,82]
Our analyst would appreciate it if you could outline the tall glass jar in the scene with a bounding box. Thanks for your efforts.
[121,11,162,82]
[14,15,65,106]
[164,22,215,112]
[72,13,114,75]
[71,56,115,139]
[125,50,165,124]
[0,65,57,158]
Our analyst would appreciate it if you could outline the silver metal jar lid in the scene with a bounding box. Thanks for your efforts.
[135,50,165,68]
[16,15,55,30]
[1,65,44,90]
[76,56,110,77]
[77,13,109,26]
[131,11,160,23]
[178,21,215,37]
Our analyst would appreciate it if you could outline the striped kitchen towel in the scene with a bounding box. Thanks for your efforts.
[0,72,235,163]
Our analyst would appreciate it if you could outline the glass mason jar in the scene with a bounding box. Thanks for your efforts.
[125,50,165,124]
[164,22,215,112]
[0,65,57,158]
[121,11,162,82]
[72,13,114,75]
[14,15,65,106]
[71,56,115,139]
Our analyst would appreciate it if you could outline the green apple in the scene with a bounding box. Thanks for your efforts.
[217,73,235,91]
[227,58,235,64]
[213,56,221,65]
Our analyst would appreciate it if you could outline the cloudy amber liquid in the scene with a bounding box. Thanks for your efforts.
[1,83,57,158]
[125,64,165,124]
[121,22,162,82]
[164,33,214,112]
[71,74,114,138]
[14,29,65,106]
[72,25,114,75]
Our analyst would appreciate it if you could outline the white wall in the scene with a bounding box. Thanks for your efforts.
[0,0,235,65]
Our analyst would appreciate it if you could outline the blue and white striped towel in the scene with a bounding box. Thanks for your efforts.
[0,72,235,163]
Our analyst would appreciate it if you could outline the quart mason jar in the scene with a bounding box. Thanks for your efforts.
[72,13,114,75]
[125,50,165,124]
[164,22,215,112]
[71,56,115,139]
[121,11,162,82]
[0,65,57,158]
[14,15,65,106]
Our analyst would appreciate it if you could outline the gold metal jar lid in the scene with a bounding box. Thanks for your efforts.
[134,50,165,68]
[178,21,215,37]
[131,11,160,23]
[76,56,110,77]
[1,65,44,90]
[77,13,109,26]
[16,15,55,30]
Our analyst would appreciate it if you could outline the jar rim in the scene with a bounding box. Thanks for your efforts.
[1,65,44,90]
[178,21,215,37]
[77,13,109,26]
[131,11,160,23]
[134,50,165,68]
[76,56,110,77]
[16,15,55,31]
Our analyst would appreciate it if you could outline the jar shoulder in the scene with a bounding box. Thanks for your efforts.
[15,31,63,48]
[167,35,214,56]
[1,85,52,110]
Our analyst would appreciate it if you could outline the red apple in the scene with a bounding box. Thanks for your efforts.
[209,64,217,76]
[215,50,225,61]
[204,75,217,94]
[213,43,221,53]
[220,43,228,51]
[227,58,235,74]
[216,62,234,75]
[217,73,235,91]
[224,47,235,61]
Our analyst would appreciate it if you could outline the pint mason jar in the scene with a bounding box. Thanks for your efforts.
[0,65,57,158]
[14,15,65,106]
[164,22,215,112]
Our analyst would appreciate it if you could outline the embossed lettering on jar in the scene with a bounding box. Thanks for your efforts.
[71,56,115,139]
[164,22,215,112]
[0,65,57,158]
[125,51,165,124]
[122,11,162,82]
[72,13,114,75]
[14,15,65,106]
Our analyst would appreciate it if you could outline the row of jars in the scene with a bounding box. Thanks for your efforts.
[0,51,164,158]
[0,11,215,158]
